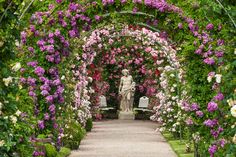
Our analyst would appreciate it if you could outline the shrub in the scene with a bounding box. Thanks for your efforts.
[62,121,86,149]
[56,147,71,157]
[101,109,118,119]
[85,118,93,132]
[134,110,153,120]
[16,144,34,157]
[45,144,57,157]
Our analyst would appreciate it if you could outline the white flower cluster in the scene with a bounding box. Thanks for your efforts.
[0,140,5,147]
[2,63,22,87]
[230,104,236,118]
[12,62,21,72]
[77,104,92,127]
[3,76,13,87]
[152,65,186,134]
[226,98,236,118]
[0,102,2,115]
[207,73,222,83]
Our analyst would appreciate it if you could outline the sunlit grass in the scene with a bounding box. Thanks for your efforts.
[162,132,194,157]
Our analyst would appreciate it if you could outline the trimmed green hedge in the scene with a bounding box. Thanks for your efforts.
[85,118,93,132]
[45,144,57,157]
[56,147,71,157]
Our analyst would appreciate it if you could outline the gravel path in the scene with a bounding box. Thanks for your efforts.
[69,120,177,157]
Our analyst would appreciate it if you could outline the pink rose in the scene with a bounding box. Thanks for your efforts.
[145,47,152,52]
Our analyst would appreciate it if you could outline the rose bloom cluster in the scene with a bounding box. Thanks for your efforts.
[19,2,97,154]
[83,25,179,117]
[151,65,185,134]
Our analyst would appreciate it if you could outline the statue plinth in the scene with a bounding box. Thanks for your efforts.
[118,111,135,120]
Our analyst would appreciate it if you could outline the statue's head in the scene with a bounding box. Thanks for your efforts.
[122,69,129,76]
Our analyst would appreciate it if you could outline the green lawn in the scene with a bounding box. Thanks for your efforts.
[162,132,194,157]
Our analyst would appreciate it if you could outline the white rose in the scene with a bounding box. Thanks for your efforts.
[83,89,88,94]
[10,115,17,124]
[159,127,165,132]
[227,99,236,107]
[182,90,187,95]
[88,77,93,82]
[170,74,175,77]
[231,105,236,117]
[84,81,88,86]
[61,75,65,80]
[3,77,13,86]
[172,96,177,100]
[15,110,22,116]
[157,118,162,122]
[207,76,213,83]
[0,140,5,147]
[15,40,20,47]
[170,87,175,92]
[215,74,222,83]
[233,134,236,144]
[0,41,4,47]
[89,88,95,93]
[18,85,22,89]
[12,63,21,72]
[156,60,163,65]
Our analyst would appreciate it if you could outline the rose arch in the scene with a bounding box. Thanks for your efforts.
[14,0,234,156]
[79,24,182,118]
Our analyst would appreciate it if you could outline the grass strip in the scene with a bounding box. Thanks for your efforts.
[162,132,194,157]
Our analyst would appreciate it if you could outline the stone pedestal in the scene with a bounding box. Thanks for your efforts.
[119,111,135,120]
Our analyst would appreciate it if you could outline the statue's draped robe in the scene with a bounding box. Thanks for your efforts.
[120,76,134,112]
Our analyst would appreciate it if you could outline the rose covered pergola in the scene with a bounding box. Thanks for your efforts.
[1,0,234,156]
[81,24,180,115]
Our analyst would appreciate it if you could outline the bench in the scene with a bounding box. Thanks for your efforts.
[134,96,152,112]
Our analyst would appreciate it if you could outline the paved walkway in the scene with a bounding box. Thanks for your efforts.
[69,120,177,157]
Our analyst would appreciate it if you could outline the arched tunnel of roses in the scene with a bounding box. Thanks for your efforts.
[14,0,234,156]
[78,24,180,119]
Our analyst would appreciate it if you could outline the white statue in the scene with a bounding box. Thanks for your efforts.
[119,69,135,112]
